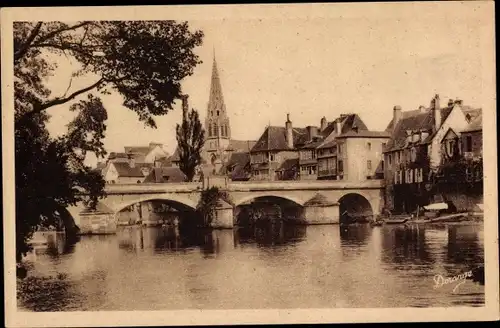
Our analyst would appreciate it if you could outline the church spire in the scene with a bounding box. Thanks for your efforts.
[207,53,225,112]
[205,49,231,141]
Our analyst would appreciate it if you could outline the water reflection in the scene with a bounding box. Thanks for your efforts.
[446,225,483,266]
[19,223,485,311]
[235,223,307,247]
[381,225,433,266]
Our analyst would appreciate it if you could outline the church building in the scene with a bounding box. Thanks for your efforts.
[171,53,256,177]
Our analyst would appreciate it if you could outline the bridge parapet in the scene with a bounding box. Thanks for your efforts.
[105,182,202,194]
[227,179,384,191]
[103,179,385,194]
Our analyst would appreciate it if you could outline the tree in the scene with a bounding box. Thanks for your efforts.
[14,21,204,264]
[176,100,205,182]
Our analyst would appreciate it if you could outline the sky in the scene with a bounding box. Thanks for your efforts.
[43,2,494,167]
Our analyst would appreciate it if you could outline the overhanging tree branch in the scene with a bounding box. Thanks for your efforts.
[20,78,105,122]
[33,21,92,47]
[14,22,43,63]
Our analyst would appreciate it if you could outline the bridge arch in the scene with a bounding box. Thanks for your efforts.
[233,193,305,207]
[112,195,198,214]
[338,193,374,223]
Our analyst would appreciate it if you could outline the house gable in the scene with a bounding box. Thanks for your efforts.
[428,104,469,169]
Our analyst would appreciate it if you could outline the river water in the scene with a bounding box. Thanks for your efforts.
[18,223,484,311]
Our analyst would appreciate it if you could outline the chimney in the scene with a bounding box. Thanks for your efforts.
[393,105,402,130]
[306,126,318,142]
[128,154,135,168]
[433,94,441,131]
[181,94,189,122]
[320,116,327,131]
[335,119,342,135]
[448,99,454,107]
[285,113,293,149]
[418,105,426,113]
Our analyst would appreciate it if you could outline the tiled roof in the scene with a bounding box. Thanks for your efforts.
[250,126,308,152]
[226,152,250,168]
[300,139,324,149]
[108,152,128,159]
[316,114,369,149]
[462,111,482,132]
[227,139,257,152]
[318,139,337,149]
[112,162,146,178]
[336,130,391,139]
[384,105,456,152]
[124,146,151,154]
[224,152,252,180]
[143,167,186,183]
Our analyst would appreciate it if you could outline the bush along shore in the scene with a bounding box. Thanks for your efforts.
[17,273,75,312]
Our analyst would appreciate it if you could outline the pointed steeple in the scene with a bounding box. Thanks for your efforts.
[205,49,231,141]
[207,53,225,113]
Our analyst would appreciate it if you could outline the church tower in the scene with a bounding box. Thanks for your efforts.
[205,52,231,153]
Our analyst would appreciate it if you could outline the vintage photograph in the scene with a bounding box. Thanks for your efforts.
[3,2,498,326]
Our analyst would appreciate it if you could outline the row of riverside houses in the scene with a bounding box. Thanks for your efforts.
[98,142,187,184]
[383,94,483,214]
[247,113,390,182]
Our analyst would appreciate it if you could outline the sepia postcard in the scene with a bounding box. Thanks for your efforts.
[2,2,499,327]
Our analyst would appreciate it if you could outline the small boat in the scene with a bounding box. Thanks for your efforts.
[370,220,384,227]
[429,213,466,223]
[385,218,408,224]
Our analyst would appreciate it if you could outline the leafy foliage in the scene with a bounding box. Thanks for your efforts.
[17,274,75,311]
[196,187,232,226]
[14,21,204,263]
[176,107,205,181]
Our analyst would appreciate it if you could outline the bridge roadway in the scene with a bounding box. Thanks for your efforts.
[68,179,385,234]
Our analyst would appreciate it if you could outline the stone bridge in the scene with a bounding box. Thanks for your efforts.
[68,179,385,234]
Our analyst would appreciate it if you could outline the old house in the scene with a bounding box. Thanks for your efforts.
[297,118,331,180]
[142,167,187,183]
[383,94,482,213]
[222,152,252,181]
[102,161,152,184]
[249,114,307,181]
[124,142,170,164]
[315,114,377,181]
[334,130,390,182]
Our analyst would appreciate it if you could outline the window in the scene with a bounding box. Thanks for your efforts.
[309,166,316,175]
[270,153,276,161]
[338,160,344,172]
[381,160,384,171]
[214,124,219,136]
[208,124,213,137]
[410,147,417,162]
[445,139,456,157]
[407,169,413,183]
[465,136,472,152]
[367,142,371,151]
[217,110,220,116]
[367,160,372,171]
[388,154,392,165]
